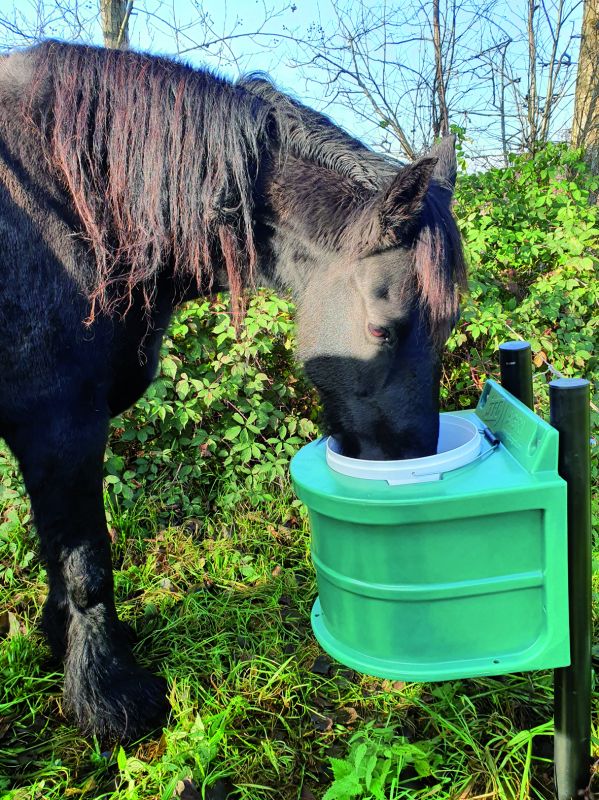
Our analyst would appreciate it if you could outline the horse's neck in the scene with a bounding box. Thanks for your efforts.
[263,156,373,297]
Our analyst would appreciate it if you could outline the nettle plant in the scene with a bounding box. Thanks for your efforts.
[445,143,598,411]
[323,723,444,800]
[106,291,318,515]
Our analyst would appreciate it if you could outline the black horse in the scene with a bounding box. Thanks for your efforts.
[0,41,465,739]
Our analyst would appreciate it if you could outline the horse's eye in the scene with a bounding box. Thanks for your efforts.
[367,323,390,341]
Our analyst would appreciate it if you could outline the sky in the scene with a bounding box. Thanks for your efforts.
[0,0,585,166]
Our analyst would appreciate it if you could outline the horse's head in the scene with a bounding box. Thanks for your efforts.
[297,138,465,460]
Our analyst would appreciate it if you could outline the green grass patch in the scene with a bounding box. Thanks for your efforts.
[1,482,597,799]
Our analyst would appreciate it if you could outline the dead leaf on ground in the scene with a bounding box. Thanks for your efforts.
[0,611,20,639]
[334,669,357,684]
[174,778,201,800]
[0,717,12,741]
[335,707,359,726]
[534,350,547,367]
[382,678,407,692]
[313,694,332,710]
[457,780,475,799]
[136,733,167,761]
[311,712,333,732]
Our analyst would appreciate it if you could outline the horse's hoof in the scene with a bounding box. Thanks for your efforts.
[64,660,169,741]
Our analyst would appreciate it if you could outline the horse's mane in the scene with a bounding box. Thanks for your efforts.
[238,81,466,333]
[239,75,401,189]
[12,40,464,328]
[415,185,467,339]
[20,41,274,321]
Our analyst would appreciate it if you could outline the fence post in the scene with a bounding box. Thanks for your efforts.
[550,378,592,799]
[499,341,534,409]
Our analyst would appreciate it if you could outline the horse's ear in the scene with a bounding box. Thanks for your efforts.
[378,157,437,237]
[425,135,457,190]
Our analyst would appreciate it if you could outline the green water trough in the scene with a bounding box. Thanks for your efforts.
[291,378,569,681]
[290,341,592,800]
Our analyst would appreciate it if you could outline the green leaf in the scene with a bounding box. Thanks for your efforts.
[162,357,177,380]
[224,426,242,441]
[350,742,368,776]
[116,746,127,772]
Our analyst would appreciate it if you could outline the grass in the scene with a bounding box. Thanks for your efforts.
[1,459,598,800]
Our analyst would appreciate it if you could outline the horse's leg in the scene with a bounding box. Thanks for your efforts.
[40,560,70,660]
[12,414,168,739]
[41,564,136,662]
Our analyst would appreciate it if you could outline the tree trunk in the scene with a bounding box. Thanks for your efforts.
[432,0,450,138]
[526,0,539,153]
[100,0,132,49]
[572,0,599,173]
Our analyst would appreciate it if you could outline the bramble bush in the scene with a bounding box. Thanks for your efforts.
[446,143,598,412]
[0,144,595,518]
[102,143,596,516]
[104,292,319,515]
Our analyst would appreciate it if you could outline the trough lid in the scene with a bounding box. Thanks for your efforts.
[475,380,558,473]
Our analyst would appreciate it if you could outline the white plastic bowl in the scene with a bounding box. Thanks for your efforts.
[326,414,482,485]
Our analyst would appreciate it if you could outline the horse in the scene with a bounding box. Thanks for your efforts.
[0,40,466,740]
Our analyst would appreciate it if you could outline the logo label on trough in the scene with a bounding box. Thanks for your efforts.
[477,381,557,472]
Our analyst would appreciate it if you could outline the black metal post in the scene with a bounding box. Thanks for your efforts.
[550,378,592,800]
[499,341,534,410]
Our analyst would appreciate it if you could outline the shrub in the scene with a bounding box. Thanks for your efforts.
[105,292,318,516]
[446,143,598,413]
